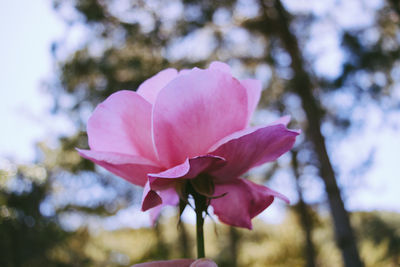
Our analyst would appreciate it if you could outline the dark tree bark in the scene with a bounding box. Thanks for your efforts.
[256,1,364,266]
[292,150,317,267]
[154,222,169,259]
[389,0,400,18]
[177,220,191,259]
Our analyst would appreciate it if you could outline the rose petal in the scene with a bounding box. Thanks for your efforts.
[178,68,191,75]
[210,179,289,229]
[210,122,299,183]
[132,259,195,267]
[209,116,294,152]
[87,90,157,162]
[148,188,180,224]
[153,67,248,167]
[272,115,291,126]
[240,79,262,124]
[209,62,262,124]
[148,155,225,191]
[141,181,162,211]
[137,68,178,104]
[209,61,231,74]
[77,149,162,187]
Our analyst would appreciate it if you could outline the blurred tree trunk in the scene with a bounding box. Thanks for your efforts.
[177,220,191,258]
[258,1,364,266]
[389,0,400,17]
[154,222,169,259]
[292,151,316,267]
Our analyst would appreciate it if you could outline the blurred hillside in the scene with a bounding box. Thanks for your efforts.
[1,164,399,266]
[1,0,400,266]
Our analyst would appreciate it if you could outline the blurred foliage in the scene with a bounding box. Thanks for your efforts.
[84,211,400,267]
[0,166,92,267]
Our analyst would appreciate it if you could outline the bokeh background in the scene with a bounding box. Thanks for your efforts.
[1,0,400,266]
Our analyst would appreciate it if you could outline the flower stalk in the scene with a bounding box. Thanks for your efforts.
[186,181,207,258]
[194,192,206,258]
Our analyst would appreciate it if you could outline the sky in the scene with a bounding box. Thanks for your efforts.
[0,0,399,229]
[0,0,74,163]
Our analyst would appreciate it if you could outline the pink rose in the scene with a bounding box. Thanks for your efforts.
[132,258,217,267]
[78,62,299,229]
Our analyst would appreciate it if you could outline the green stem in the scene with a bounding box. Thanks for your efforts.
[195,201,205,258]
[189,182,206,259]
